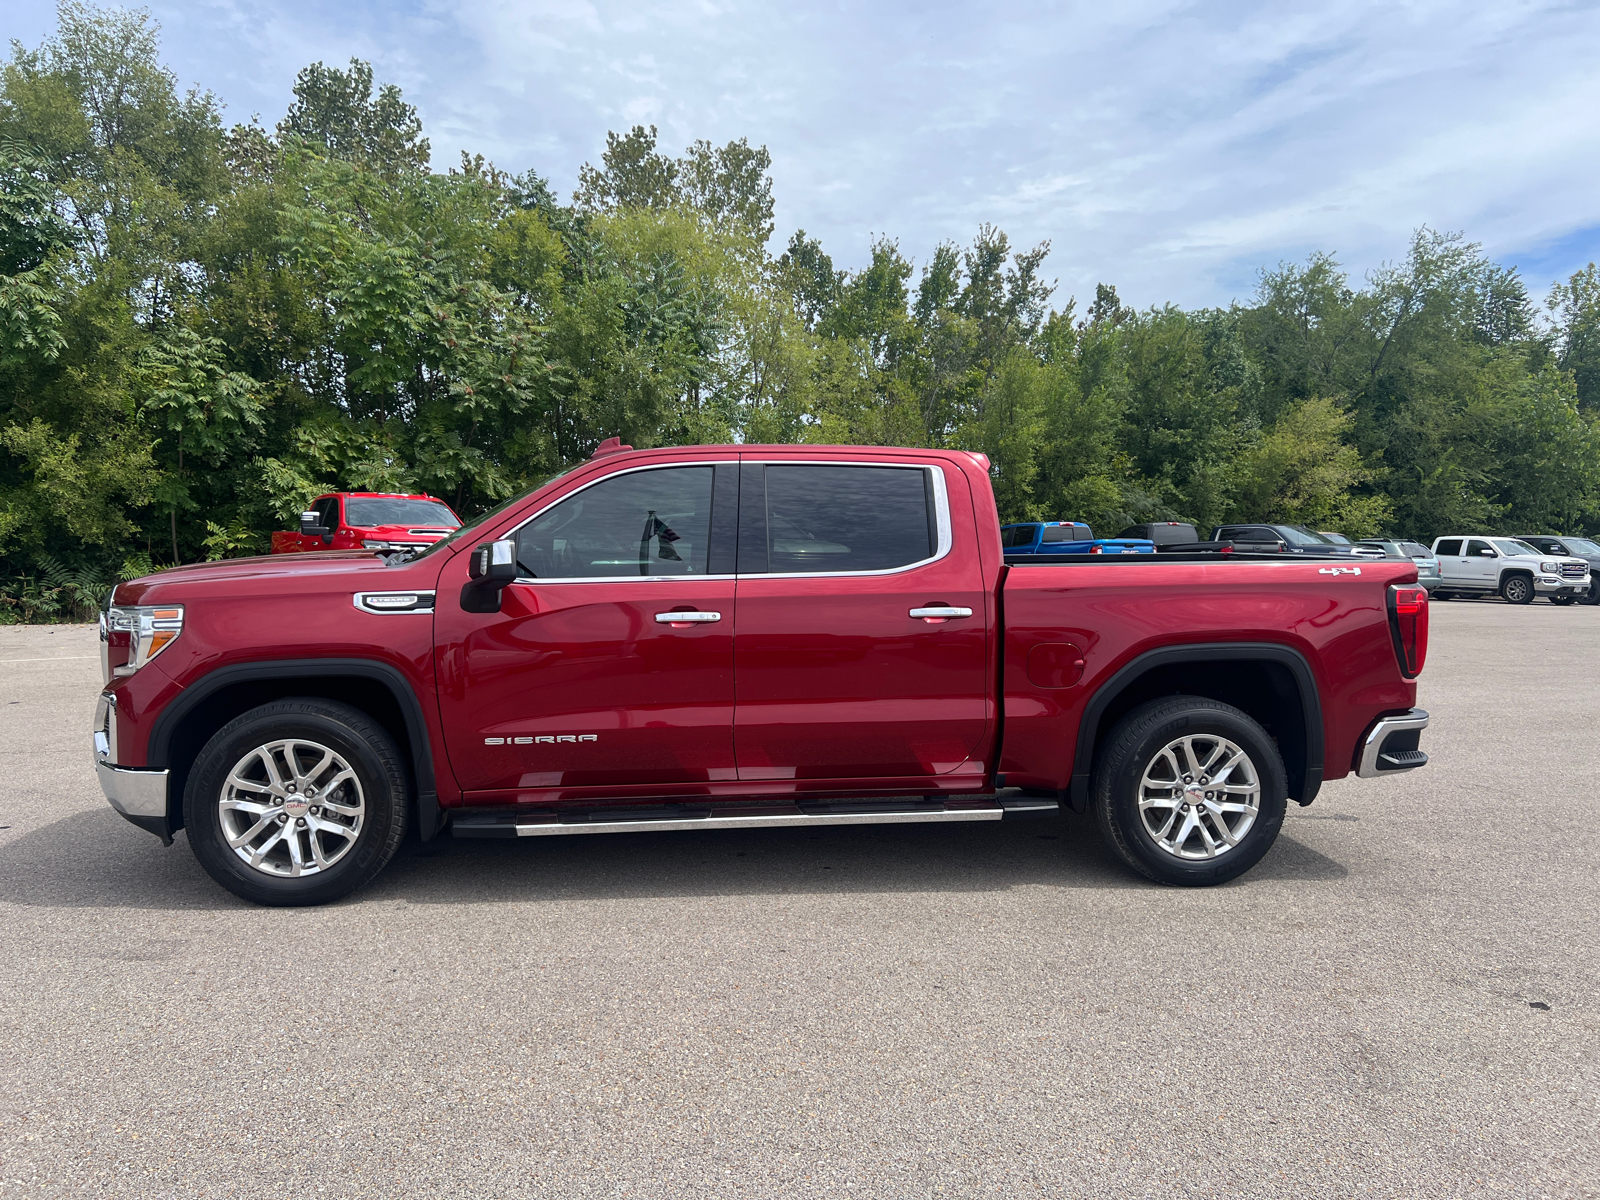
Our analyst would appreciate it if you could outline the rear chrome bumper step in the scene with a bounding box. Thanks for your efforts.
[1356,708,1430,778]
[452,797,1058,839]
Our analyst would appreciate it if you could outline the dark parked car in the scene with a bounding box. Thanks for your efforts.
[1210,525,1380,557]
[1514,535,1600,604]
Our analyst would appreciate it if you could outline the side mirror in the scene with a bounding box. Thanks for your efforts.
[462,539,518,613]
[1478,548,1496,557]
[300,511,331,538]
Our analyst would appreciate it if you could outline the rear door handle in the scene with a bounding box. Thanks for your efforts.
[909,607,973,619]
[655,611,722,623]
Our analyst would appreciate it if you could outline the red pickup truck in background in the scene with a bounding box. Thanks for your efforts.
[269,492,461,555]
[95,441,1431,906]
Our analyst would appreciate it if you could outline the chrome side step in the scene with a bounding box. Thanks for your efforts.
[452,797,1059,839]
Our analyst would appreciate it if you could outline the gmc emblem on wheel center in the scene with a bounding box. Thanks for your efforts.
[484,734,600,746]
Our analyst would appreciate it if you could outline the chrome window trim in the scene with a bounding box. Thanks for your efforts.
[504,457,955,584]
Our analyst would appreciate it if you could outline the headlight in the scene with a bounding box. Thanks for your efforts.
[101,604,184,678]
[1541,561,1560,573]
[363,540,393,550]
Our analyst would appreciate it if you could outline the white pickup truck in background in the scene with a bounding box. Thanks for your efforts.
[1430,536,1590,604]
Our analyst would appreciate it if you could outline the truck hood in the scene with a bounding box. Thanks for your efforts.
[112,550,431,604]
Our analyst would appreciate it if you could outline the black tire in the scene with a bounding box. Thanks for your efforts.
[1092,696,1288,886]
[1501,574,1534,605]
[1550,594,1576,606]
[1582,584,1600,606]
[184,699,409,906]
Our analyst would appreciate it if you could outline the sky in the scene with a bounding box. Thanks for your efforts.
[9,0,1600,313]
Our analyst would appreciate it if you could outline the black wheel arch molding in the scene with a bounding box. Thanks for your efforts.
[146,657,443,842]
[1066,642,1325,813]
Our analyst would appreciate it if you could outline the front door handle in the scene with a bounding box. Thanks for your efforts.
[909,606,973,619]
[655,611,722,624]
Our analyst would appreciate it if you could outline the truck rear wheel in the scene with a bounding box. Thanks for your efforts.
[1501,575,1534,605]
[1092,697,1288,886]
[183,699,409,906]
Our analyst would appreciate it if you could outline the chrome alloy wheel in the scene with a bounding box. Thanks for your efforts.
[1137,734,1260,860]
[217,739,365,877]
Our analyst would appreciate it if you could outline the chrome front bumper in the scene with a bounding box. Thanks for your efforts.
[94,693,170,835]
[1356,708,1430,778]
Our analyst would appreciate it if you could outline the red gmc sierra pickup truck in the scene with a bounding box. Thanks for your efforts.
[94,441,1431,906]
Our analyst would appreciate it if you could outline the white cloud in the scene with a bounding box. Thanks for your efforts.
[12,0,1600,306]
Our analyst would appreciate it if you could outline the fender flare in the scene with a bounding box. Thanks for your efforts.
[1068,642,1324,811]
[147,658,443,840]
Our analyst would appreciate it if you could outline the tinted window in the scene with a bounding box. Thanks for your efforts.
[514,466,714,578]
[313,497,338,528]
[343,498,460,528]
[1129,523,1196,545]
[1399,542,1431,557]
[1465,539,1494,556]
[1280,526,1330,546]
[1001,524,1038,549]
[763,465,933,573]
[1434,539,1462,556]
[1042,524,1088,543]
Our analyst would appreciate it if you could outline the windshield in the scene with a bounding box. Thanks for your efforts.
[1493,539,1540,557]
[1399,542,1432,558]
[397,465,583,563]
[343,497,460,528]
[1280,526,1332,546]
[1563,538,1600,555]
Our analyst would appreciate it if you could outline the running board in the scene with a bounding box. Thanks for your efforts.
[452,798,1059,839]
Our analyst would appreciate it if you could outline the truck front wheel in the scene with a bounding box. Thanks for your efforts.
[183,699,409,906]
[1501,575,1534,605]
[1092,697,1288,886]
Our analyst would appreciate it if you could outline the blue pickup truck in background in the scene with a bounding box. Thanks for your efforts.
[1000,521,1156,555]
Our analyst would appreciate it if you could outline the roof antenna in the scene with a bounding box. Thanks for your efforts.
[592,436,633,459]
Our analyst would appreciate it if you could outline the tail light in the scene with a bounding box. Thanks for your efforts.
[1387,585,1428,677]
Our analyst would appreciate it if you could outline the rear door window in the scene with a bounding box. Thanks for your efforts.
[1001,525,1037,549]
[1434,539,1462,556]
[754,464,936,574]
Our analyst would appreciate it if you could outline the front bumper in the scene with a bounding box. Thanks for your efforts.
[94,693,171,842]
[1356,708,1430,778]
[1535,576,1590,594]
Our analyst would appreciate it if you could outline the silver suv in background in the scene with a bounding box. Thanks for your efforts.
[1431,536,1590,605]
[1358,539,1441,591]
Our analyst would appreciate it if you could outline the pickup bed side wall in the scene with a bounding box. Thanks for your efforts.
[997,560,1419,797]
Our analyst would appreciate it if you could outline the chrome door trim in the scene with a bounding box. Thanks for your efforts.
[909,606,973,618]
[736,458,954,580]
[654,611,722,623]
[502,457,959,584]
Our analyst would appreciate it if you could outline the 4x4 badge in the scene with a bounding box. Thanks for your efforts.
[1318,566,1362,576]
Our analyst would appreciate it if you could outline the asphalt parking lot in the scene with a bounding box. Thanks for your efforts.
[0,600,1596,1199]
